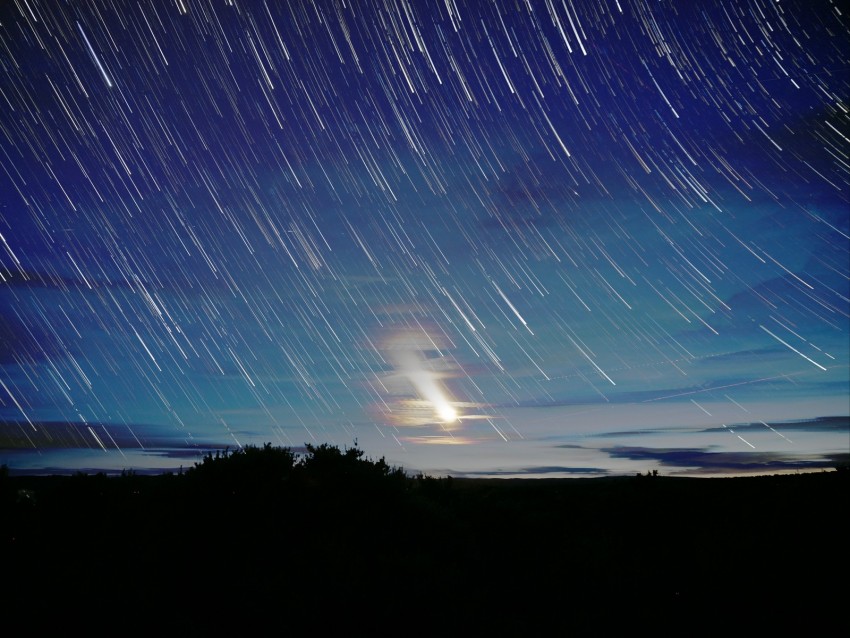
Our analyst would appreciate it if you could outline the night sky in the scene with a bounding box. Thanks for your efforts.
[1,0,847,477]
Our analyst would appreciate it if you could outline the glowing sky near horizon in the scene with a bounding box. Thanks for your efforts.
[0,0,848,476]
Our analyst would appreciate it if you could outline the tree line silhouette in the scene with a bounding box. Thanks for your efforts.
[2,444,846,635]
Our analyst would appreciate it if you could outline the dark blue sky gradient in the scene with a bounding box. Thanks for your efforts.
[1,0,847,476]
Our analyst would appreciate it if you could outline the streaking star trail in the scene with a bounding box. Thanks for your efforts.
[0,0,847,477]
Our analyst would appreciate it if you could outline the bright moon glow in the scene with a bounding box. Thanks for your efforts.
[437,403,458,423]
[384,332,460,426]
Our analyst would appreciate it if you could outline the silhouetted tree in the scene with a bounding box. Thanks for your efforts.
[189,443,296,479]
[296,442,407,490]
[185,442,409,498]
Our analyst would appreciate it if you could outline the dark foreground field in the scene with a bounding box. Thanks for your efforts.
[3,445,847,635]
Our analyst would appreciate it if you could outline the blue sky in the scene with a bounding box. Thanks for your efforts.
[1,0,847,477]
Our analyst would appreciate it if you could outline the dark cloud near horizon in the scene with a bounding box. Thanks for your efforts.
[604,445,848,474]
[0,419,209,451]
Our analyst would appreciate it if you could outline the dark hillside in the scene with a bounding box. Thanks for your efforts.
[3,448,846,635]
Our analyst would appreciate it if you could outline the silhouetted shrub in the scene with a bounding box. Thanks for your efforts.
[184,442,411,502]
[297,442,406,487]
[189,443,296,480]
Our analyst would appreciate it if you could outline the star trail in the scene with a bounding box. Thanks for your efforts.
[1,0,847,476]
